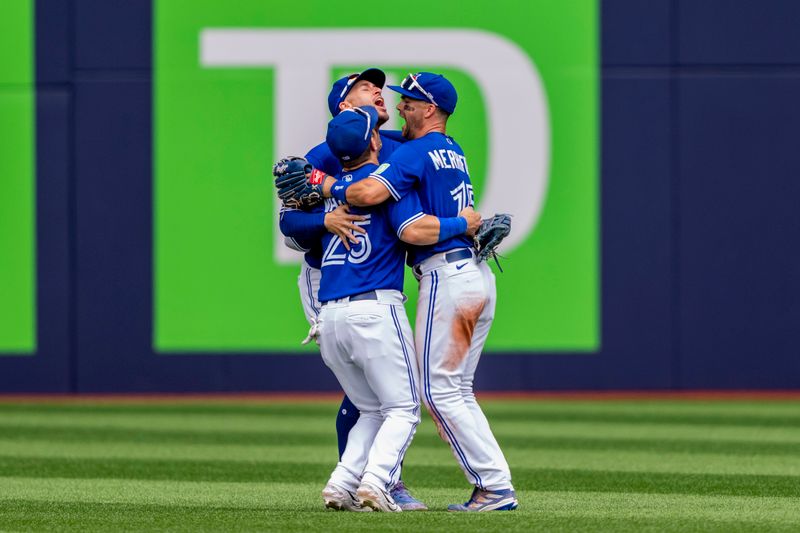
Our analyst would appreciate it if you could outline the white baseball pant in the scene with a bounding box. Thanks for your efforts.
[414,249,513,491]
[318,289,420,492]
[297,260,322,327]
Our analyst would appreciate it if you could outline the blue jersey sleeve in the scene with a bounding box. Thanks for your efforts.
[386,189,425,239]
[369,143,425,201]
[305,142,342,177]
[279,206,326,242]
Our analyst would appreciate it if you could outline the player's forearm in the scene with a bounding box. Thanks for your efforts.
[322,175,337,198]
[327,176,391,207]
[279,210,327,240]
[400,215,467,246]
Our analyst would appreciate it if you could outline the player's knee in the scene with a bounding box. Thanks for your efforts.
[425,388,462,412]
[459,385,476,401]
[396,408,421,426]
[385,401,420,423]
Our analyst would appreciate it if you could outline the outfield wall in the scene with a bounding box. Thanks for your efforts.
[1,0,799,392]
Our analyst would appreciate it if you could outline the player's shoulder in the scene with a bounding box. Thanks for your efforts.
[305,141,342,176]
[443,133,464,152]
[378,130,407,150]
[386,137,429,161]
[421,131,461,150]
[304,140,329,162]
[387,134,458,169]
[340,163,378,184]
[379,130,406,144]
[388,133,447,161]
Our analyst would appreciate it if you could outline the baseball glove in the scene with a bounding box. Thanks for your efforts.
[272,156,323,210]
[473,213,512,271]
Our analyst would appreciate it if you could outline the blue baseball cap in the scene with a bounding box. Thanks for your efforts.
[388,72,458,114]
[326,105,380,162]
[327,68,386,117]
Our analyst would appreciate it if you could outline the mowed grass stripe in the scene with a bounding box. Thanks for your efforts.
[0,424,336,446]
[1,400,799,532]
[2,400,800,427]
[3,411,800,443]
[0,406,800,438]
[480,399,800,417]
[2,501,797,533]
[481,410,800,428]
[0,412,334,432]
[1,423,798,456]
[2,397,798,412]
[1,478,799,527]
[3,438,800,477]
[0,401,345,417]
[1,456,798,497]
[487,421,800,442]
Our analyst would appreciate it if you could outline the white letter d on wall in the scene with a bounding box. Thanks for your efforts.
[201,29,550,263]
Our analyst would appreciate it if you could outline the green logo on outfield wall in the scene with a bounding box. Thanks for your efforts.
[154,0,599,352]
[0,0,36,354]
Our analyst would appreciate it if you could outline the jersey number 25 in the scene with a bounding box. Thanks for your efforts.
[321,215,372,267]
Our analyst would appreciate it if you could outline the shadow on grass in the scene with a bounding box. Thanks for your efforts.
[0,500,795,533]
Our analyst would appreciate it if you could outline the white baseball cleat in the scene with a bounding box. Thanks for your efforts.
[322,482,372,512]
[356,481,402,512]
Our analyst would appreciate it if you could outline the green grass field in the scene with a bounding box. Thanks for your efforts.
[0,397,799,532]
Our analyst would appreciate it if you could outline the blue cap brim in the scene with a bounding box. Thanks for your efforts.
[387,85,429,102]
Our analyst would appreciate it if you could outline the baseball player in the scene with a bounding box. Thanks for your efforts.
[276,68,424,509]
[308,73,518,511]
[315,105,481,512]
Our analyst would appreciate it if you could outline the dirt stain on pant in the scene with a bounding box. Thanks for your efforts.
[443,300,486,371]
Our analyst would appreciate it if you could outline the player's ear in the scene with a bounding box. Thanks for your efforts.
[370,130,381,152]
[339,101,353,112]
[424,103,437,119]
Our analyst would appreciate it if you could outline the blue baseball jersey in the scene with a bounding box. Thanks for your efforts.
[318,163,425,303]
[280,131,405,268]
[368,132,474,266]
[278,206,324,269]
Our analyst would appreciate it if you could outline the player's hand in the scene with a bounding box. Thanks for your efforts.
[459,206,482,237]
[324,205,366,251]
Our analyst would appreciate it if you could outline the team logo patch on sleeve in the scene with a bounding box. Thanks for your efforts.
[374,163,390,175]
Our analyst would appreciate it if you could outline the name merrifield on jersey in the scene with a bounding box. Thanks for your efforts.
[428,149,469,174]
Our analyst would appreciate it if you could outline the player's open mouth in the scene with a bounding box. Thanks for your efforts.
[374,97,385,109]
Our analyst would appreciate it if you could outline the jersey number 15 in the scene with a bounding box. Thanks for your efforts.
[450,182,474,212]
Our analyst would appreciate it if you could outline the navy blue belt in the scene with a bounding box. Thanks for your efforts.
[322,290,378,306]
[350,290,378,302]
[412,248,473,278]
[445,248,473,263]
